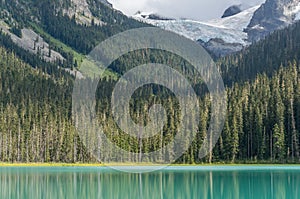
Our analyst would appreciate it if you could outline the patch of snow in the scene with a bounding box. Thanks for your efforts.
[206,5,261,30]
[284,1,300,21]
[296,12,300,20]
[250,24,265,30]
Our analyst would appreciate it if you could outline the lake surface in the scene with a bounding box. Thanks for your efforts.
[0,166,299,199]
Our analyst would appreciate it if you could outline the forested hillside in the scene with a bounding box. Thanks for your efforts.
[1,48,300,163]
[0,0,148,71]
[220,21,300,85]
[0,0,300,164]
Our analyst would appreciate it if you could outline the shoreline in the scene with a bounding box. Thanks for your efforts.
[1,163,300,167]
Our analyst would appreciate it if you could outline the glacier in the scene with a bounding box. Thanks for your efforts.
[133,5,261,46]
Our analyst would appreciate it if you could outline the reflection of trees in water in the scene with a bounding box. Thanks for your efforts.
[0,169,300,198]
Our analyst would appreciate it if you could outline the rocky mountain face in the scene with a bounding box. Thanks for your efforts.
[246,0,300,41]
[100,0,113,7]
[198,38,244,58]
[134,11,174,20]
[222,5,243,18]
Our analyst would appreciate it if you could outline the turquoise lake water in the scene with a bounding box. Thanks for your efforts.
[0,166,299,199]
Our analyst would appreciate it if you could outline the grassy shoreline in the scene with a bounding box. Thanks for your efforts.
[1,163,300,167]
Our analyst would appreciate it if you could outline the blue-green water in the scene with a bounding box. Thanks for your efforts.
[0,166,299,199]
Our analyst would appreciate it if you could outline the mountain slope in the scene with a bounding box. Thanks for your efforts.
[1,19,300,163]
[246,0,300,41]
[1,0,300,164]
[0,0,148,75]
[221,20,300,85]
